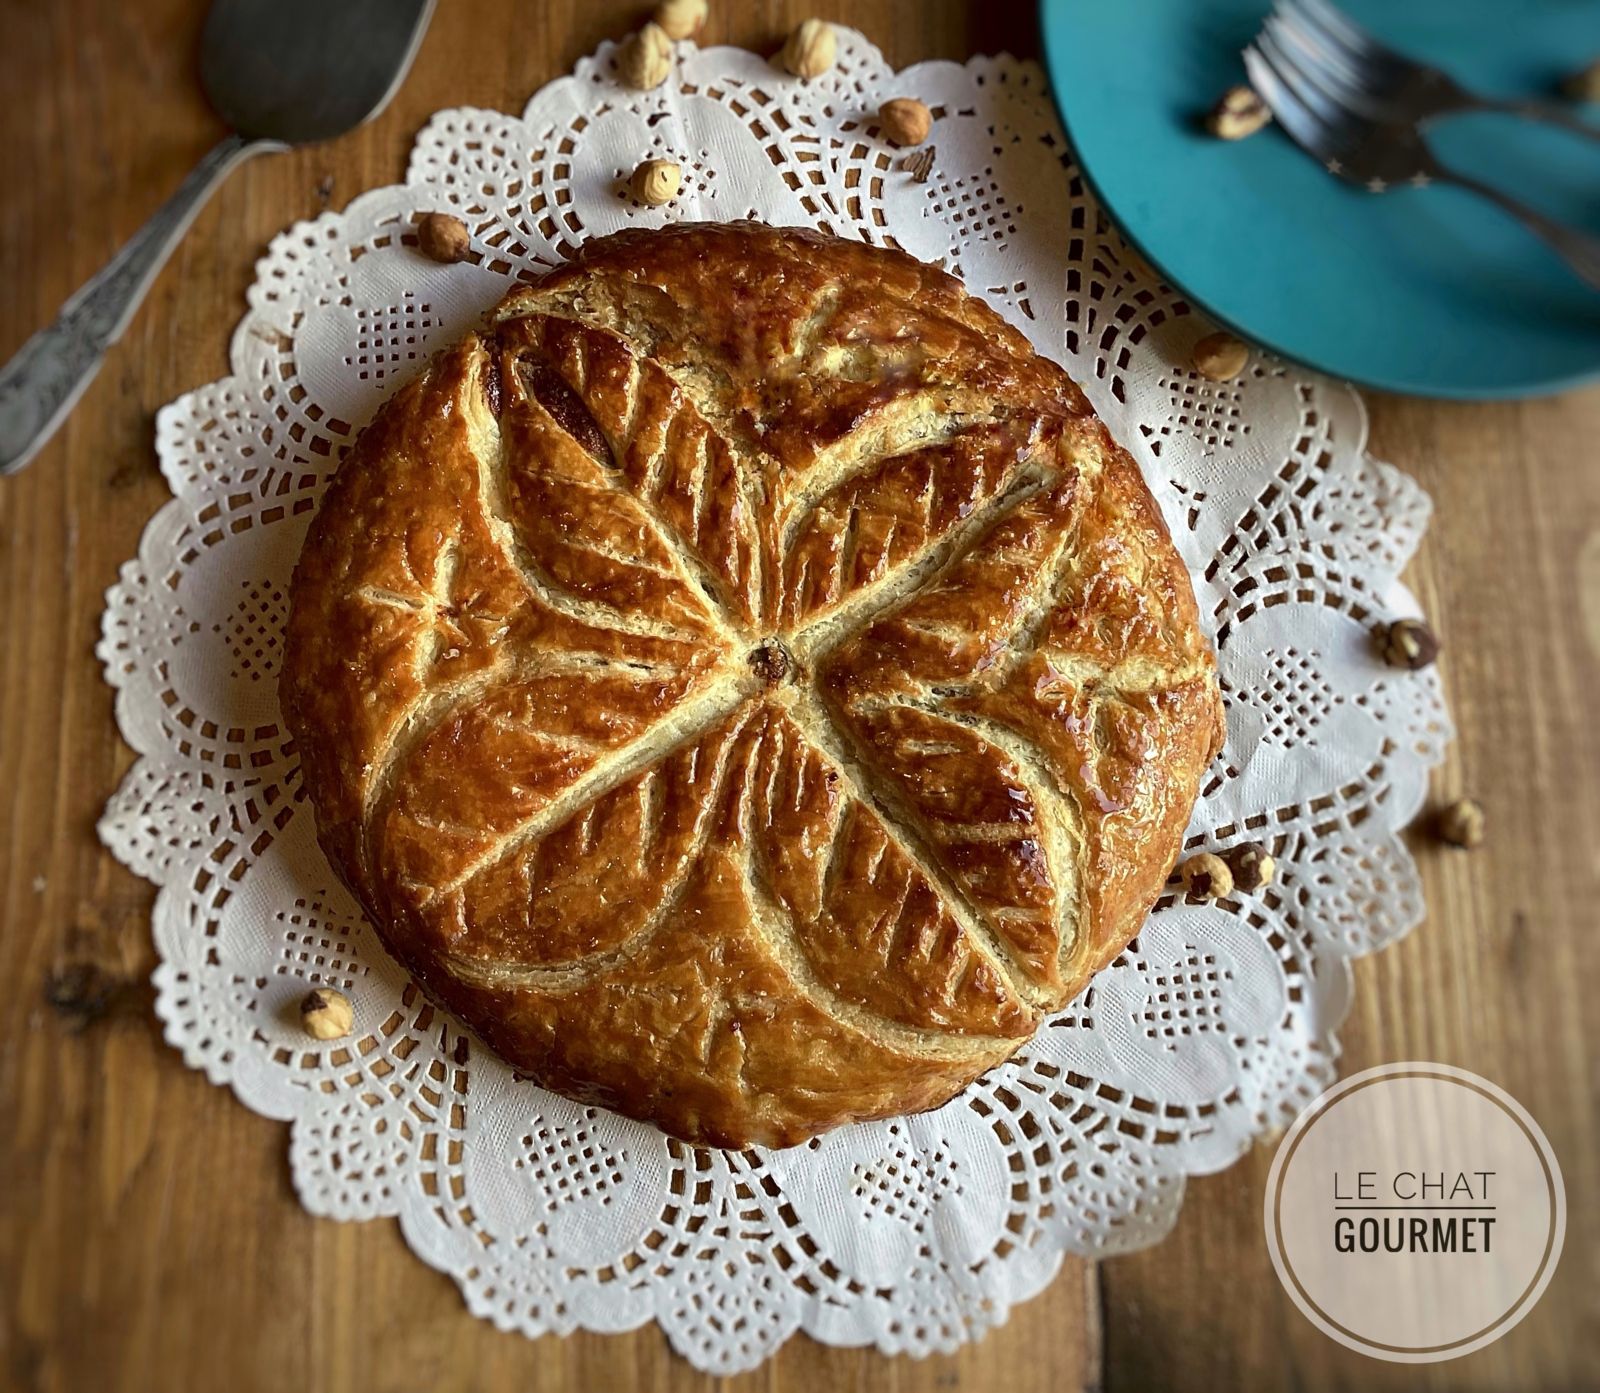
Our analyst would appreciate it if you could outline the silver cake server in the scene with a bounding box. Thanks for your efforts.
[0,0,435,476]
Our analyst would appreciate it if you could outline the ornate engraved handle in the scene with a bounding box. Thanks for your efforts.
[0,134,268,476]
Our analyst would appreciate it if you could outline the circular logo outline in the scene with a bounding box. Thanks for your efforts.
[1263,1062,1566,1363]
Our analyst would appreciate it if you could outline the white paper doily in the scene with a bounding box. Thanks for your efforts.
[97,31,1451,1373]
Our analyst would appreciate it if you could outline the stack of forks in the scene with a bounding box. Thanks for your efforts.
[1244,0,1600,288]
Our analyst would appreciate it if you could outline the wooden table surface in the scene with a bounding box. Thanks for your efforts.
[1,2,1596,1390]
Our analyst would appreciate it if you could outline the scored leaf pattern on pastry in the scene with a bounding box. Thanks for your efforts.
[282,226,1221,1147]
[106,47,1456,1359]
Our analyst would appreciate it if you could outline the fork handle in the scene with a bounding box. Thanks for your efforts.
[0,133,267,477]
[1472,96,1600,144]
[1437,168,1600,291]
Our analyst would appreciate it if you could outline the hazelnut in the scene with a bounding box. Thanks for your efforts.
[1193,331,1249,381]
[1381,618,1440,670]
[618,22,673,90]
[747,639,791,687]
[1229,842,1276,892]
[1206,85,1272,140]
[1559,60,1600,102]
[654,0,707,41]
[416,211,470,264]
[630,158,682,206]
[300,987,354,1040]
[1437,798,1485,849]
[879,97,933,147]
[1177,852,1234,899]
[780,19,836,80]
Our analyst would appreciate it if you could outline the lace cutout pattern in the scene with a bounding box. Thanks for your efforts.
[97,31,1450,1374]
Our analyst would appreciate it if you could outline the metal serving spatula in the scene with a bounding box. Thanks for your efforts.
[0,0,435,476]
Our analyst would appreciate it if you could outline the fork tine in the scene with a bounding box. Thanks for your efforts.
[1280,0,1413,87]
[1261,18,1375,120]
[1256,28,1356,133]
[1270,3,1383,99]
[1243,43,1344,168]
[1279,0,1381,63]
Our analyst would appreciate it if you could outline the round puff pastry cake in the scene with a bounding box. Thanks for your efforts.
[282,223,1224,1149]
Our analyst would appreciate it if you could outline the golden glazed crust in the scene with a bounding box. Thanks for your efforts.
[282,223,1224,1148]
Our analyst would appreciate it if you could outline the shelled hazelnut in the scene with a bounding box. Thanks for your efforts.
[1193,331,1250,381]
[780,19,836,79]
[1229,842,1276,892]
[1559,60,1600,102]
[619,22,674,90]
[1381,618,1440,670]
[630,158,682,206]
[1437,798,1485,849]
[654,0,707,41]
[1206,85,1271,140]
[300,987,354,1041]
[1178,852,1234,899]
[416,211,470,263]
[879,97,933,147]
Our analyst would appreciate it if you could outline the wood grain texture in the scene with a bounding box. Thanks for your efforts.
[0,2,1593,1390]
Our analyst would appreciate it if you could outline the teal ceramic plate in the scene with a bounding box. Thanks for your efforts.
[1039,0,1600,398]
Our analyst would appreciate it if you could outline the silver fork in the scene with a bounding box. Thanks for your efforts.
[1277,0,1600,141]
[1245,29,1600,290]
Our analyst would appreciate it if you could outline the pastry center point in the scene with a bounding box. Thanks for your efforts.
[747,639,795,688]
